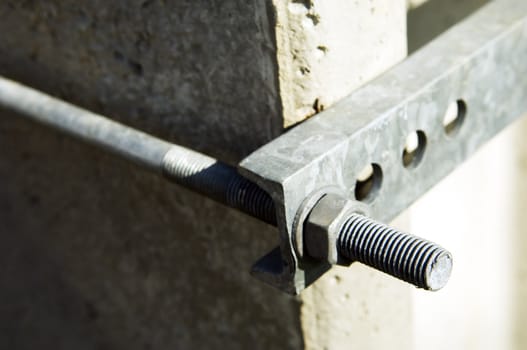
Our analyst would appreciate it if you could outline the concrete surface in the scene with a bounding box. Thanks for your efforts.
[0,1,413,349]
[0,2,302,349]
[0,1,282,164]
[292,1,412,349]
[273,0,407,126]
[0,111,303,350]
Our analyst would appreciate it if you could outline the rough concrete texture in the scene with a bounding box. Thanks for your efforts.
[0,0,282,164]
[273,0,407,126]
[0,2,303,349]
[0,113,303,350]
[292,1,411,349]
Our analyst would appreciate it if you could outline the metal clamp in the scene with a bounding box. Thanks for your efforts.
[2,0,526,295]
[240,0,527,294]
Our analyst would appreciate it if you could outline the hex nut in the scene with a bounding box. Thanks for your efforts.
[303,193,368,265]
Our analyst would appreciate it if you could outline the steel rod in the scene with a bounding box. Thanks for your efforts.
[0,76,276,225]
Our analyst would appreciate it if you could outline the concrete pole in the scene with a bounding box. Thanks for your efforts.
[271,1,412,349]
[0,3,298,349]
[0,1,408,349]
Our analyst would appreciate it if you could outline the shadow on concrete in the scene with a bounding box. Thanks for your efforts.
[408,0,490,53]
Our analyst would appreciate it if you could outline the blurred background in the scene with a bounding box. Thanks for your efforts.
[408,1,526,349]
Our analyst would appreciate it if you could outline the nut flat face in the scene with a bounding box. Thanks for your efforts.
[301,193,369,265]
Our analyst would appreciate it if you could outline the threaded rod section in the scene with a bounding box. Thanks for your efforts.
[337,213,452,290]
[0,76,276,225]
[162,147,276,225]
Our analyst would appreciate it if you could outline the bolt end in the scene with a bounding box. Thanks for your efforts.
[425,251,453,291]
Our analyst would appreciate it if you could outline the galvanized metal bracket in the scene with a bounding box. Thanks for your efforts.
[239,0,527,294]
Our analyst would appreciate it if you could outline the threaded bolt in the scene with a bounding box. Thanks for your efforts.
[162,146,276,225]
[337,213,452,291]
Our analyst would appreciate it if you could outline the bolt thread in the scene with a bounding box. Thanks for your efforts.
[337,213,451,290]
[225,175,277,226]
[162,146,276,225]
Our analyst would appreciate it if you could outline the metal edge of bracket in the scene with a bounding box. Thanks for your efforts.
[241,0,527,294]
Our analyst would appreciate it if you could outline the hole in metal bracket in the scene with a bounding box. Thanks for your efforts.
[354,163,382,202]
[443,99,467,135]
[402,130,427,168]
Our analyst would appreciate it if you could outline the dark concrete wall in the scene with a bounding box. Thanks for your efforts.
[0,1,302,349]
[0,0,283,163]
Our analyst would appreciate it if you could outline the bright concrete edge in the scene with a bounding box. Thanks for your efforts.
[289,1,411,349]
